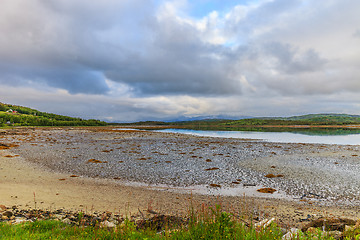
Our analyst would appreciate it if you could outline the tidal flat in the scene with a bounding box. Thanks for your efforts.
[3,126,360,206]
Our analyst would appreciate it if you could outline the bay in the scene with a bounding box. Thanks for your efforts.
[156,128,360,145]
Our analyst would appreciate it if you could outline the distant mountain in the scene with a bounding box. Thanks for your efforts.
[0,102,106,127]
[162,115,253,122]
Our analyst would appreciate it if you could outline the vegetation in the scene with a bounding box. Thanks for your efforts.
[128,114,360,131]
[225,114,360,126]
[0,205,351,239]
[0,102,106,127]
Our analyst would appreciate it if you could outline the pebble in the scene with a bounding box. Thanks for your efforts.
[7,129,360,205]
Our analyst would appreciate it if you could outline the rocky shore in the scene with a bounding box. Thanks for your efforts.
[1,204,359,239]
[3,127,360,204]
[1,126,360,230]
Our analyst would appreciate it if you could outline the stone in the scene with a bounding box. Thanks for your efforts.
[12,217,28,224]
[302,218,356,232]
[255,218,276,230]
[62,218,73,225]
[306,227,318,234]
[0,205,7,211]
[325,230,342,240]
[344,225,355,232]
[2,211,13,218]
[257,188,277,194]
[1,216,8,220]
[209,183,221,188]
[100,220,116,228]
[282,228,301,240]
[356,219,360,228]
[53,214,65,220]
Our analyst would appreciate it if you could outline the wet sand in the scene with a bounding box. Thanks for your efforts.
[1,126,360,227]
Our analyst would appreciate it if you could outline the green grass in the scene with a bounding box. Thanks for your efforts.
[0,205,347,240]
[0,102,106,127]
[0,219,155,240]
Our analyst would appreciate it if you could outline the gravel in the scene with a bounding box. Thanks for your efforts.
[4,128,360,205]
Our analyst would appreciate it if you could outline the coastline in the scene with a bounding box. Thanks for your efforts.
[1,126,360,228]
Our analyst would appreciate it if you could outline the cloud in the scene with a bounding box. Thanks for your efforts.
[0,0,150,94]
[1,0,360,121]
[263,42,327,74]
[354,29,360,38]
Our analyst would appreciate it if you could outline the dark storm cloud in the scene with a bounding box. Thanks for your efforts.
[0,0,151,94]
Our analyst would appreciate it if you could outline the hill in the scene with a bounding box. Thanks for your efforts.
[126,113,360,131]
[224,113,360,126]
[0,103,106,127]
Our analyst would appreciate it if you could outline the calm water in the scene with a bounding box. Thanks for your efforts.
[157,129,360,145]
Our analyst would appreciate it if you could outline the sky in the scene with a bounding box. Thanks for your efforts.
[0,0,359,122]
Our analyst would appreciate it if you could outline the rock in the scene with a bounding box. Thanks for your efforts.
[325,230,342,240]
[280,228,288,236]
[1,216,8,220]
[62,218,73,225]
[100,220,116,228]
[53,214,65,220]
[136,215,186,231]
[282,228,301,240]
[344,225,355,232]
[255,218,276,230]
[257,188,277,194]
[356,219,360,228]
[306,227,318,234]
[209,183,221,188]
[302,218,356,232]
[12,217,28,224]
[2,211,13,218]
[0,205,7,211]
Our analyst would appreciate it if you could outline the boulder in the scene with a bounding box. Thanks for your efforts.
[282,228,301,240]
[2,211,13,218]
[12,217,29,225]
[100,220,116,228]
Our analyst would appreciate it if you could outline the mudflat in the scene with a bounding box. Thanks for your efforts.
[1,127,359,228]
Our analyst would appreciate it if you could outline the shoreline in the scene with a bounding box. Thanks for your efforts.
[2,152,360,228]
[1,126,360,228]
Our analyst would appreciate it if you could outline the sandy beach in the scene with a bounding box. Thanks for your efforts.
[1,126,360,228]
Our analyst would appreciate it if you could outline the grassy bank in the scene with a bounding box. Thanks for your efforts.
[1,205,359,239]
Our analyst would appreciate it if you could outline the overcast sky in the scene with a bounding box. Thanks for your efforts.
[0,0,359,122]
